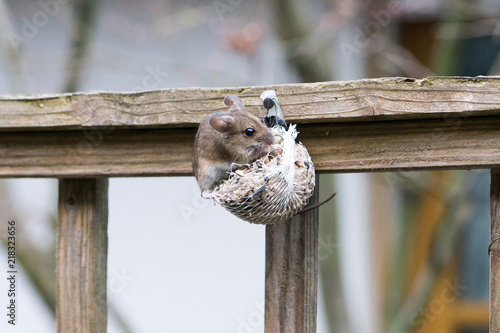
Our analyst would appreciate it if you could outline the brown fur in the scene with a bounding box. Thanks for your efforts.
[193,95,275,194]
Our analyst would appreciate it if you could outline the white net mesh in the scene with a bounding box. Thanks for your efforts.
[208,124,315,224]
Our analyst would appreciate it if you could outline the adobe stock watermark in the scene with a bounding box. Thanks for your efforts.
[106,267,135,304]
[340,0,403,62]
[178,186,211,225]
[383,171,407,194]
[319,234,339,262]
[212,0,243,21]
[224,299,264,333]
[409,278,467,332]
[7,0,69,49]
[132,64,170,91]
[75,122,114,157]
[74,63,170,157]
[382,110,469,192]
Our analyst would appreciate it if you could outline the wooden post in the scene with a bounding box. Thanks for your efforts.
[491,169,500,331]
[57,178,109,333]
[265,176,320,332]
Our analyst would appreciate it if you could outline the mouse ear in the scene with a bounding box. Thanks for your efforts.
[210,115,235,133]
[223,94,244,112]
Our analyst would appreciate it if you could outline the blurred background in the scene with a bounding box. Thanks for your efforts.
[0,0,498,332]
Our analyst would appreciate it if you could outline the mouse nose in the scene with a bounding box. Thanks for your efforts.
[261,134,275,154]
[262,144,272,154]
[263,133,275,146]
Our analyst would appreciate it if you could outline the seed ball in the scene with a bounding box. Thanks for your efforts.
[209,125,315,224]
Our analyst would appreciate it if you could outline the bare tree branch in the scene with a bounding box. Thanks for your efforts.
[63,0,98,92]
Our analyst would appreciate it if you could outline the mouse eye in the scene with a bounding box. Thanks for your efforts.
[244,128,256,137]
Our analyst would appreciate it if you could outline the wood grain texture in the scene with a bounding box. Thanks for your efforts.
[0,128,194,177]
[300,115,500,173]
[2,76,500,131]
[1,115,500,177]
[491,169,500,332]
[265,177,319,332]
[57,179,108,333]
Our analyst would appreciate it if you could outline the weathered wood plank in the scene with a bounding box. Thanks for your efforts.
[302,115,500,173]
[491,169,500,332]
[57,178,108,333]
[265,176,319,332]
[0,128,192,177]
[1,115,499,177]
[2,76,500,131]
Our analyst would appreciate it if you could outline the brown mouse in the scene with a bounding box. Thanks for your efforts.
[193,94,275,195]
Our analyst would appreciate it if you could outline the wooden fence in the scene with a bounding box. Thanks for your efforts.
[1,76,500,332]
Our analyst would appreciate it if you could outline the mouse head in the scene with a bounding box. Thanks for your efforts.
[209,94,275,164]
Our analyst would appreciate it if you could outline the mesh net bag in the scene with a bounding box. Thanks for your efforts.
[208,124,315,224]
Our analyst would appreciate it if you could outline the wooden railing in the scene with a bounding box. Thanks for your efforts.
[1,76,500,332]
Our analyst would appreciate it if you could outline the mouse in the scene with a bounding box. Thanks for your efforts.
[193,94,275,196]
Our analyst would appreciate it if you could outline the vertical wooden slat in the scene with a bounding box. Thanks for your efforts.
[491,169,500,331]
[57,178,109,333]
[265,176,320,332]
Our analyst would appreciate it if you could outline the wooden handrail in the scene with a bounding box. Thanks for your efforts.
[2,76,500,131]
[2,76,500,177]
